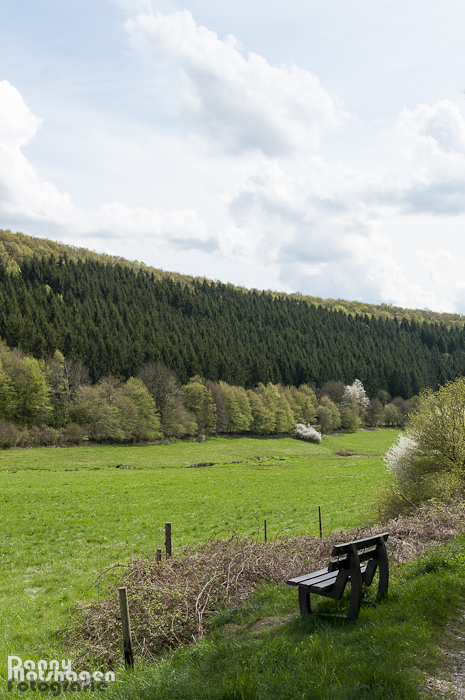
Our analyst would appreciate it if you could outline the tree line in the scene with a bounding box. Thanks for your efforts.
[0,339,416,447]
[2,228,465,327]
[1,254,465,401]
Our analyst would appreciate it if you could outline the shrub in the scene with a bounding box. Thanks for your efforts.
[294,423,322,443]
[63,422,88,445]
[29,426,61,447]
[0,420,22,448]
[384,433,419,492]
[383,377,465,507]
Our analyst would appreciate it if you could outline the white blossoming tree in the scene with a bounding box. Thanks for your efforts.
[342,379,370,408]
[383,376,465,506]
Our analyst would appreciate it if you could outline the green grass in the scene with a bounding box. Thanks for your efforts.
[106,536,465,700]
[0,430,400,697]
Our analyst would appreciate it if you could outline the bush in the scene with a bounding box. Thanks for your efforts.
[63,422,88,445]
[383,377,465,506]
[29,426,61,447]
[294,423,322,443]
[0,420,22,448]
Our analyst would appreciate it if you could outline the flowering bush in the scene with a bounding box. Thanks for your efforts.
[383,377,465,508]
[383,433,419,491]
[294,423,322,443]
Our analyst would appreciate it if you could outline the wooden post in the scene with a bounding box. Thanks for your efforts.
[318,506,323,539]
[264,519,267,543]
[165,521,172,558]
[156,548,162,563]
[118,587,134,669]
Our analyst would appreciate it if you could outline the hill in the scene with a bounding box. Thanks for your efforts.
[1,228,464,327]
[1,229,465,398]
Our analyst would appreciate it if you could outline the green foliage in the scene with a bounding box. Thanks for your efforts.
[0,238,464,399]
[138,362,196,438]
[219,381,253,432]
[119,377,162,441]
[340,401,361,432]
[366,397,384,427]
[182,377,217,435]
[0,356,13,420]
[0,345,51,426]
[385,377,465,505]
[69,383,125,442]
[105,536,465,700]
[383,403,403,427]
[284,384,318,424]
[247,389,275,434]
[318,395,341,433]
[410,378,465,487]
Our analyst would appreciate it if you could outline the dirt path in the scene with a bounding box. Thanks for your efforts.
[424,611,465,699]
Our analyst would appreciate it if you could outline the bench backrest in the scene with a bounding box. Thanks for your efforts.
[331,532,389,557]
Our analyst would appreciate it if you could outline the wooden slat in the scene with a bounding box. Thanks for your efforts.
[331,532,389,556]
[286,567,330,586]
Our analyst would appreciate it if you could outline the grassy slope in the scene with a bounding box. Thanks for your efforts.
[112,537,465,700]
[2,430,400,697]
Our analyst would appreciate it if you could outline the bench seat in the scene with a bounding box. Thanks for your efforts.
[286,533,389,620]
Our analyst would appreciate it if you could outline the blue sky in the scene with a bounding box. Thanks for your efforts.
[2,0,465,311]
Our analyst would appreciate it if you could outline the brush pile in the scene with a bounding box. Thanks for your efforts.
[66,501,465,668]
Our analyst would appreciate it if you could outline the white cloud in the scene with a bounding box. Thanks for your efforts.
[0,80,216,253]
[0,80,77,225]
[0,80,42,147]
[125,9,344,155]
[376,101,465,216]
[91,202,217,251]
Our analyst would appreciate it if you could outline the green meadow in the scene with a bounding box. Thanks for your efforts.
[1,430,399,697]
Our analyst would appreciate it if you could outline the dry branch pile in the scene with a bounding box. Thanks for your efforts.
[65,501,465,668]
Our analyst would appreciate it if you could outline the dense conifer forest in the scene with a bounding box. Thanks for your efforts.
[1,249,465,397]
[1,230,465,400]
[2,229,465,445]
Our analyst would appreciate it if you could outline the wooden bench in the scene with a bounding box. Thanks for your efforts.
[286,532,389,621]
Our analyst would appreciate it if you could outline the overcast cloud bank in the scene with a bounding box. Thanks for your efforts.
[1,2,465,312]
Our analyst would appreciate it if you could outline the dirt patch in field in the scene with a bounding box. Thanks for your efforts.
[185,462,217,468]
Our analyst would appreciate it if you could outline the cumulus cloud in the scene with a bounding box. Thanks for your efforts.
[224,154,447,309]
[0,80,76,224]
[125,9,344,155]
[0,80,216,253]
[376,100,465,216]
[0,80,42,147]
[92,203,217,251]
[226,158,375,265]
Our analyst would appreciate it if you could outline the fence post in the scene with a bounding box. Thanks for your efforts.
[264,519,267,543]
[118,587,134,669]
[165,521,172,558]
[318,506,323,539]
[156,548,162,563]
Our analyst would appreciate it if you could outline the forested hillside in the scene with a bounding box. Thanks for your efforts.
[2,228,465,327]
[1,243,465,399]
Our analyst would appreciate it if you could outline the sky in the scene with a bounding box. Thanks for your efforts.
[2,1,465,312]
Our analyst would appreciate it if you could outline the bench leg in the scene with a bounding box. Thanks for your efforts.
[348,568,363,621]
[298,586,311,617]
[376,537,389,601]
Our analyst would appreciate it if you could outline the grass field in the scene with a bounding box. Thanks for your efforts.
[1,430,400,697]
